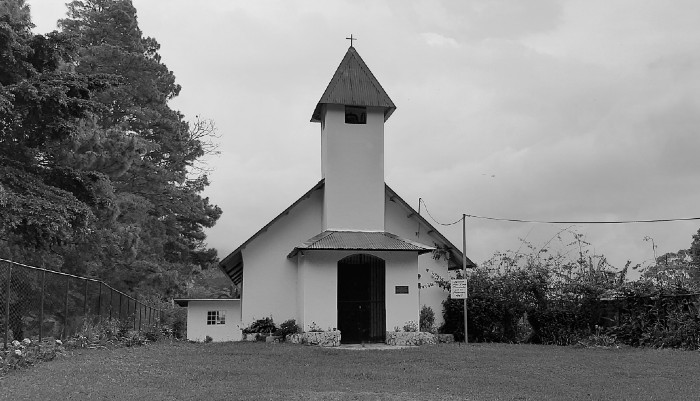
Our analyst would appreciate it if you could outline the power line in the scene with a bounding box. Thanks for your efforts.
[418,199,463,226]
[418,199,700,226]
[465,215,700,224]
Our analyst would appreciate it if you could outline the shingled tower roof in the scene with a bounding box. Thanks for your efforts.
[310,46,396,123]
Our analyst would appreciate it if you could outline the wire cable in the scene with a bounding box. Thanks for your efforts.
[418,199,700,225]
[465,214,700,224]
[418,198,463,226]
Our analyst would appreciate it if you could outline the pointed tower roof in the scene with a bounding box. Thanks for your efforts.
[311,46,396,123]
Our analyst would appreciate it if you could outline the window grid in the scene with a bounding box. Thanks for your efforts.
[206,310,226,325]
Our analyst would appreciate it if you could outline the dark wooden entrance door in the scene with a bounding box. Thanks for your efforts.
[337,254,385,343]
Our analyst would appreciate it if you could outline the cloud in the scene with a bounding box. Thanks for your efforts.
[26,0,700,272]
[421,32,460,48]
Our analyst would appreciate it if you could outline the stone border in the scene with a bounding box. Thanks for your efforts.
[286,331,341,347]
[385,331,437,346]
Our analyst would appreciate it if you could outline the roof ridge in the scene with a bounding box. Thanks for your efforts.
[349,49,394,108]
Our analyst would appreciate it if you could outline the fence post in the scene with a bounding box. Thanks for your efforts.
[39,270,45,343]
[118,292,123,322]
[62,279,70,340]
[83,279,88,322]
[138,296,142,332]
[97,282,102,322]
[109,287,113,321]
[4,263,11,349]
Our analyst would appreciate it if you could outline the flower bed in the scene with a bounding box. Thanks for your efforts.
[1,338,65,375]
[385,331,437,346]
[286,331,341,347]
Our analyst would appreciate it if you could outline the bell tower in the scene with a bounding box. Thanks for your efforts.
[311,46,396,232]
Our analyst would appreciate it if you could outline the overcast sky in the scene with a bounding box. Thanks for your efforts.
[28,0,700,275]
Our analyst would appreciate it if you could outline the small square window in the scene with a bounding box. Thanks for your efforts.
[207,310,226,325]
[345,106,367,124]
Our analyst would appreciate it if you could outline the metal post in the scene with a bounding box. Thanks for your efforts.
[97,282,102,322]
[63,279,70,340]
[138,297,142,332]
[109,288,113,320]
[83,280,88,323]
[4,263,12,349]
[39,270,46,342]
[118,293,122,321]
[462,214,468,344]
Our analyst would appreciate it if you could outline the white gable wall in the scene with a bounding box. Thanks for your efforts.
[240,187,323,327]
[385,194,452,329]
[185,300,242,342]
[234,184,453,335]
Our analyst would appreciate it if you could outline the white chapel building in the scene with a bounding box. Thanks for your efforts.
[186,45,474,343]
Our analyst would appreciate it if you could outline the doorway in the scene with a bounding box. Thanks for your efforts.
[337,254,385,343]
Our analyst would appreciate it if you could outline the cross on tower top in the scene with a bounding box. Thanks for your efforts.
[346,34,357,47]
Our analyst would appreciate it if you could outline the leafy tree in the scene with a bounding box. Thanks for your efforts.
[0,0,221,300]
[0,0,114,259]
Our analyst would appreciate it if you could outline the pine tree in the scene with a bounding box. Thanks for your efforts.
[56,0,222,295]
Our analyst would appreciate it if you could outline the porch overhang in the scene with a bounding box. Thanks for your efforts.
[287,230,434,258]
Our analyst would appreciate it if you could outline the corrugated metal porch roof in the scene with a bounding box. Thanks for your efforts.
[287,231,434,258]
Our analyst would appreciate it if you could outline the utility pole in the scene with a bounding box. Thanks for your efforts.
[462,214,468,344]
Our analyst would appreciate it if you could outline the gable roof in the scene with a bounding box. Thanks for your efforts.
[218,179,476,285]
[287,230,434,258]
[218,180,325,285]
[311,46,396,123]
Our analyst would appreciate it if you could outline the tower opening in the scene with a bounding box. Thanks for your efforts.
[345,105,367,124]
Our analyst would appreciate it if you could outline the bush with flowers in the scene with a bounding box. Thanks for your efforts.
[0,338,65,375]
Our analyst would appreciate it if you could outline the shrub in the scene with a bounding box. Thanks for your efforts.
[307,322,324,332]
[419,305,435,333]
[604,293,700,349]
[242,317,276,334]
[162,306,187,339]
[275,319,300,338]
[403,320,418,332]
[527,307,591,345]
[434,231,700,349]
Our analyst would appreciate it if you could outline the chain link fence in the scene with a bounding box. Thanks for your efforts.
[0,258,161,349]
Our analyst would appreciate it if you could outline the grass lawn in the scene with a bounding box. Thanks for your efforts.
[1,341,699,400]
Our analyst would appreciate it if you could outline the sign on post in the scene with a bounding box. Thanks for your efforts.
[450,279,467,299]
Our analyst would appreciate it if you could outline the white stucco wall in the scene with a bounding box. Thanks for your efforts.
[383,251,420,331]
[241,186,323,327]
[297,251,338,331]
[385,193,451,329]
[185,300,242,342]
[297,250,419,334]
[321,104,385,231]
